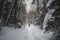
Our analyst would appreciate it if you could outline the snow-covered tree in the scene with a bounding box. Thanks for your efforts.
[0,0,26,28]
[42,0,60,40]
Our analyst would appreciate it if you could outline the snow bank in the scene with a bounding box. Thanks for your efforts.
[0,27,28,40]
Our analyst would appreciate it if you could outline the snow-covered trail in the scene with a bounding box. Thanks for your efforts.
[25,23,35,40]
[26,23,53,40]
[0,23,53,40]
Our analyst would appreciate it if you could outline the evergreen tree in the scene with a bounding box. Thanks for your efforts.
[43,0,60,40]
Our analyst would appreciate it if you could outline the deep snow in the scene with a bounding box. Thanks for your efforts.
[0,23,53,40]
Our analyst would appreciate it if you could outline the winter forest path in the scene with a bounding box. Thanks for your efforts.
[0,23,53,40]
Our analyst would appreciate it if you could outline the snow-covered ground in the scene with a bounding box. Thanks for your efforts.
[0,23,53,40]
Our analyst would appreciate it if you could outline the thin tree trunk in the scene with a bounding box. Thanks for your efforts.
[0,0,7,25]
[5,0,16,26]
[14,0,17,27]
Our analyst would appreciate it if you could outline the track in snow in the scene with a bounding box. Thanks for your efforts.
[0,23,53,40]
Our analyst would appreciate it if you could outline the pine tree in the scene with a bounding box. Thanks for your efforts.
[43,0,60,40]
[0,0,26,28]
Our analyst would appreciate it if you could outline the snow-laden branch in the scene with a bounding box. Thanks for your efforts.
[43,9,55,29]
[46,0,55,7]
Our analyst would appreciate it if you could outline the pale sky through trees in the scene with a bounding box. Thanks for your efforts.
[25,0,33,13]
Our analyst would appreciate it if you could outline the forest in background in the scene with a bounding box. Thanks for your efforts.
[0,0,60,40]
[0,0,26,28]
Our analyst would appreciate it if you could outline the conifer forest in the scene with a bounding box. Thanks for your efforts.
[0,0,60,40]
